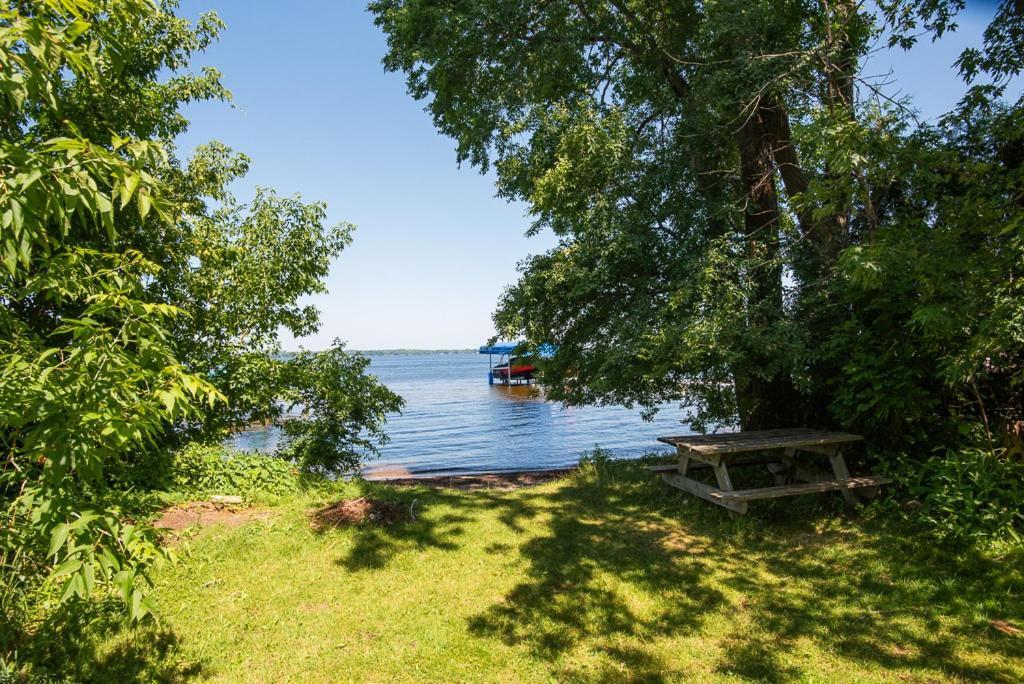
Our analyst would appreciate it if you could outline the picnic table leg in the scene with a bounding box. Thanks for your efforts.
[710,455,747,516]
[710,455,734,491]
[767,447,796,485]
[661,452,748,515]
[778,446,833,484]
[826,445,858,506]
[675,445,690,477]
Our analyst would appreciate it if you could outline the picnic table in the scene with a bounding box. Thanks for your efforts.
[651,428,891,515]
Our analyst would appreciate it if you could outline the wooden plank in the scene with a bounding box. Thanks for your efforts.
[210,495,243,505]
[648,463,690,472]
[711,456,735,492]
[709,475,892,503]
[657,428,863,455]
[826,445,858,505]
[658,427,858,442]
[657,428,824,446]
[676,445,690,478]
[658,430,863,450]
[646,455,783,473]
[661,471,748,514]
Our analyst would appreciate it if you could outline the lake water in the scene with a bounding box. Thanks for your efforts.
[228,351,687,477]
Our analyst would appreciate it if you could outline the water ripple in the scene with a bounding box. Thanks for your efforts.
[227,352,687,476]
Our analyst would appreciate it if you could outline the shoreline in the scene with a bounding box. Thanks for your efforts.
[364,467,577,490]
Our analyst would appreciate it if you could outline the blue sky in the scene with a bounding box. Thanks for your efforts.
[174,1,1009,350]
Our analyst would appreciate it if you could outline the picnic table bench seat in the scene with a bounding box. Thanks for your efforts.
[652,428,891,515]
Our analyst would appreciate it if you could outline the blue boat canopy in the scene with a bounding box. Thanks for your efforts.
[479,342,556,358]
[478,342,519,355]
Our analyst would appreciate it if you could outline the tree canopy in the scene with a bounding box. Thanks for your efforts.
[371,0,1023,455]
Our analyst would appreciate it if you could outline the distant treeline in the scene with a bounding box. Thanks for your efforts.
[280,349,475,357]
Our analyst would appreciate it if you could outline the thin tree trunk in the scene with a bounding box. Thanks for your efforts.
[733,102,802,430]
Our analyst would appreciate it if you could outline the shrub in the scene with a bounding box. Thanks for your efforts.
[276,343,404,474]
[106,448,175,492]
[893,447,1024,545]
[576,446,622,487]
[171,444,296,498]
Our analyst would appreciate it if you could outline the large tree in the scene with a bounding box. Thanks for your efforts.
[371,0,1023,447]
[1,0,400,635]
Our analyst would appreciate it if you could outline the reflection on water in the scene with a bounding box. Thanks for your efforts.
[227,351,690,477]
[490,383,543,401]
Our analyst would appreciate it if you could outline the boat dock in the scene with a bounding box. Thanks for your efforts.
[478,342,556,385]
[479,343,535,385]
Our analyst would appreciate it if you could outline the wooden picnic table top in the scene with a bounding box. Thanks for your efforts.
[657,428,863,455]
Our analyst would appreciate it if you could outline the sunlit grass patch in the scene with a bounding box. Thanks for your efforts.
[26,461,1024,682]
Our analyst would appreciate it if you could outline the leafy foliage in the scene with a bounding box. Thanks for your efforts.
[372,0,1024,541]
[1,0,400,646]
[156,142,357,439]
[888,448,1024,544]
[0,0,223,628]
[277,342,405,474]
[827,104,1024,451]
[171,444,296,498]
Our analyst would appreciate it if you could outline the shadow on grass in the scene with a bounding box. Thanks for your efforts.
[233,459,1023,681]
[320,478,550,573]
[311,481,471,571]
[455,460,1024,682]
[20,598,207,682]
[21,460,1023,682]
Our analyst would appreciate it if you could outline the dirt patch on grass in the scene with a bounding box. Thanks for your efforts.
[154,502,271,532]
[311,497,414,528]
[369,468,574,490]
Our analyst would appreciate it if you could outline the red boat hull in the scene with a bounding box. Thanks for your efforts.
[494,364,536,379]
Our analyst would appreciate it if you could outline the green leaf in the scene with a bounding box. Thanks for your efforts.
[10,198,24,232]
[157,389,175,412]
[137,187,152,220]
[2,238,17,275]
[121,173,140,208]
[52,557,83,578]
[48,523,70,558]
[130,588,143,621]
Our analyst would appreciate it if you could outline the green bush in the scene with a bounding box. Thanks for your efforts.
[106,448,175,492]
[893,448,1024,545]
[171,444,296,498]
[576,447,618,486]
[276,342,404,474]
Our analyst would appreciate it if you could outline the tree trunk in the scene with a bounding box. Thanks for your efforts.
[733,102,802,431]
[736,1,862,430]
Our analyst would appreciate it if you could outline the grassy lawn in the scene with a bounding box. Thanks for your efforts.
[31,460,1024,682]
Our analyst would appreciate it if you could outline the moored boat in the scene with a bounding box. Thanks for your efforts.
[480,342,555,385]
[491,357,536,380]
